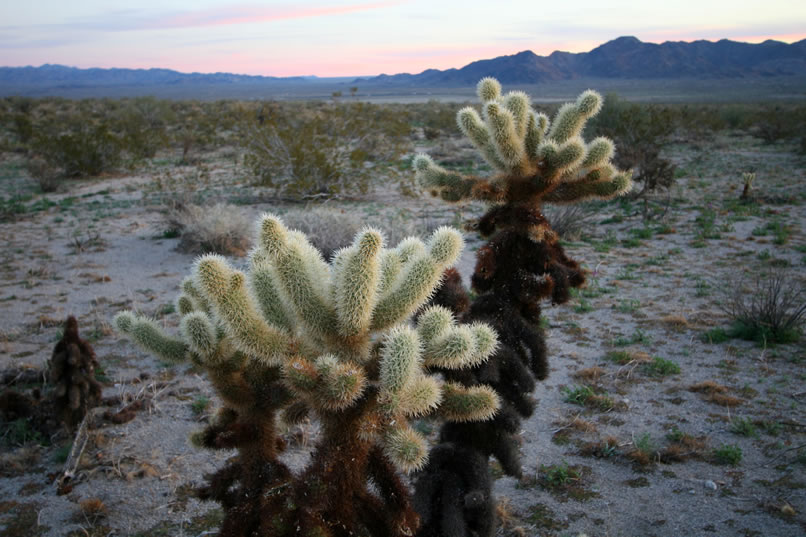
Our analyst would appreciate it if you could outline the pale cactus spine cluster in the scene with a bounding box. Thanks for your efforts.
[114,214,499,473]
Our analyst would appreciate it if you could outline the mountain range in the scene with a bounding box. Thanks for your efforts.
[2,36,805,98]
[358,36,806,85]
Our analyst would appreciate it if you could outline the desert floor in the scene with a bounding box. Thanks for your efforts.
[1,130,805,537]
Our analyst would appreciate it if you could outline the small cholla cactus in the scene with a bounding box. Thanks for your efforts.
[114,214,499,537]
[49,316,103,430]
[412,79,632,537]
[740,171,756,200]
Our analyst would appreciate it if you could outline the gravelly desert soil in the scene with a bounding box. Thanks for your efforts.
[1,131,804,537]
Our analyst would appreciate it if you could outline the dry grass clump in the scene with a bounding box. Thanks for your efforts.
[545,204,593,240]
[281,205,438,260]
[659,314,689,329]
[688,381,744,407]
[660,434,708,463]
[169,202,252,256]
[578,436,620,458]
[572,366,606,382]
[281,206,361,260]
[688,380,728,394]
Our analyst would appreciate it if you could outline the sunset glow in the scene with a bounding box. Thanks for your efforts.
[2,1,804,77]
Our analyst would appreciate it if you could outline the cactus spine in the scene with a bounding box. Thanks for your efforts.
[114,215,499,537]
[412,79,632,537]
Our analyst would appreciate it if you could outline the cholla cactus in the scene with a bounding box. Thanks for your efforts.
[415,77,631,212]
[49,316,103,430]
[114,214,499,537]
[412,79,632,537]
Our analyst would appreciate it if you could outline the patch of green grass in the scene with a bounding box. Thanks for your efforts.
[574,298,593,313]
[644,253,669,266]
[615,299,640,313]
[621,237,642,248]
[615,264,640,280]
[561,385,614,411]
[642,357,681,377]
[730,417,758,438]
[630,227,654,239]
[592,231,618,253]
[713,444,743,466]
[727,319,801,345]
[53,442,72,463]
[191,396,210,416]
[701,327,731,344]
[605,350,632,365]
[2,418,45,447]
[757,420,782,436]
[634,432,655,457]
[666,426,685,442]
[611,328,651,347]
[527,503,568,531]
[540,461,579,488]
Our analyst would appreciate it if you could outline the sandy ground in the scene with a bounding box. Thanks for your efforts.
[1,132,805,537]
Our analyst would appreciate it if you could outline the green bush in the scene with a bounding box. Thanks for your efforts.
[32,121,123,177]
[586,94,676,200]
[242,101,409,199]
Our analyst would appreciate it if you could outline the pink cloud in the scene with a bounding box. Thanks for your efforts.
[148,2,401,30]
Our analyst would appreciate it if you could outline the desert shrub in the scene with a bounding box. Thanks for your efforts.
[281,206,362,260]
[168,202,252,256]
[718,269,806,344]
[753,104,806,145]
[586,94,676,200]
[25,156,61,192]
[116,97,172,161]
[242,101,409,199]
[31,120,123,177]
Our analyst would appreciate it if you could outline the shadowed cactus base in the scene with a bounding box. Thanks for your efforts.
[412,78,632,537]
[114,214,500,537]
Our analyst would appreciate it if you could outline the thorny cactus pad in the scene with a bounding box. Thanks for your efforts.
[412,79,632,537]
[114,214,500,537]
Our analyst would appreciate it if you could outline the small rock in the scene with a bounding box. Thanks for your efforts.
[704,480,717,490]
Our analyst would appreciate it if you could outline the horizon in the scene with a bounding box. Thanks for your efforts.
[2,1,805,78]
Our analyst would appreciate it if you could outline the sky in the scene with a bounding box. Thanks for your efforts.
[2,1,805,77]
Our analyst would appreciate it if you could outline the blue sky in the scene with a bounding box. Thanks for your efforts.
[2,1,804,76]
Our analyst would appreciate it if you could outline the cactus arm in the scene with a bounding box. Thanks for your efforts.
[438,382,500,423]
[194,255,292,366]
[383,424,428,473]
[544,172,633,204]
[547,90,602,144]
[249,261,293,331]
[371,228,462,330]
[456,107,508,171]
[114,311,189,363]
[331,229,382,337]
[414,154,480,202]
[484,101,525,167]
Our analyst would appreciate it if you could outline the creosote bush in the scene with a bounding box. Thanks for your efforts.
[412,77,631,536]
[114,214,500,537]
[586,93,675,200]
[242,101,410,199]
[718,269,806,344]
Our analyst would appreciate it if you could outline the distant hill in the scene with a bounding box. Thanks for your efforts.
[358,36,806,85]
[2,36,806,99]
[0,63,311,87]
